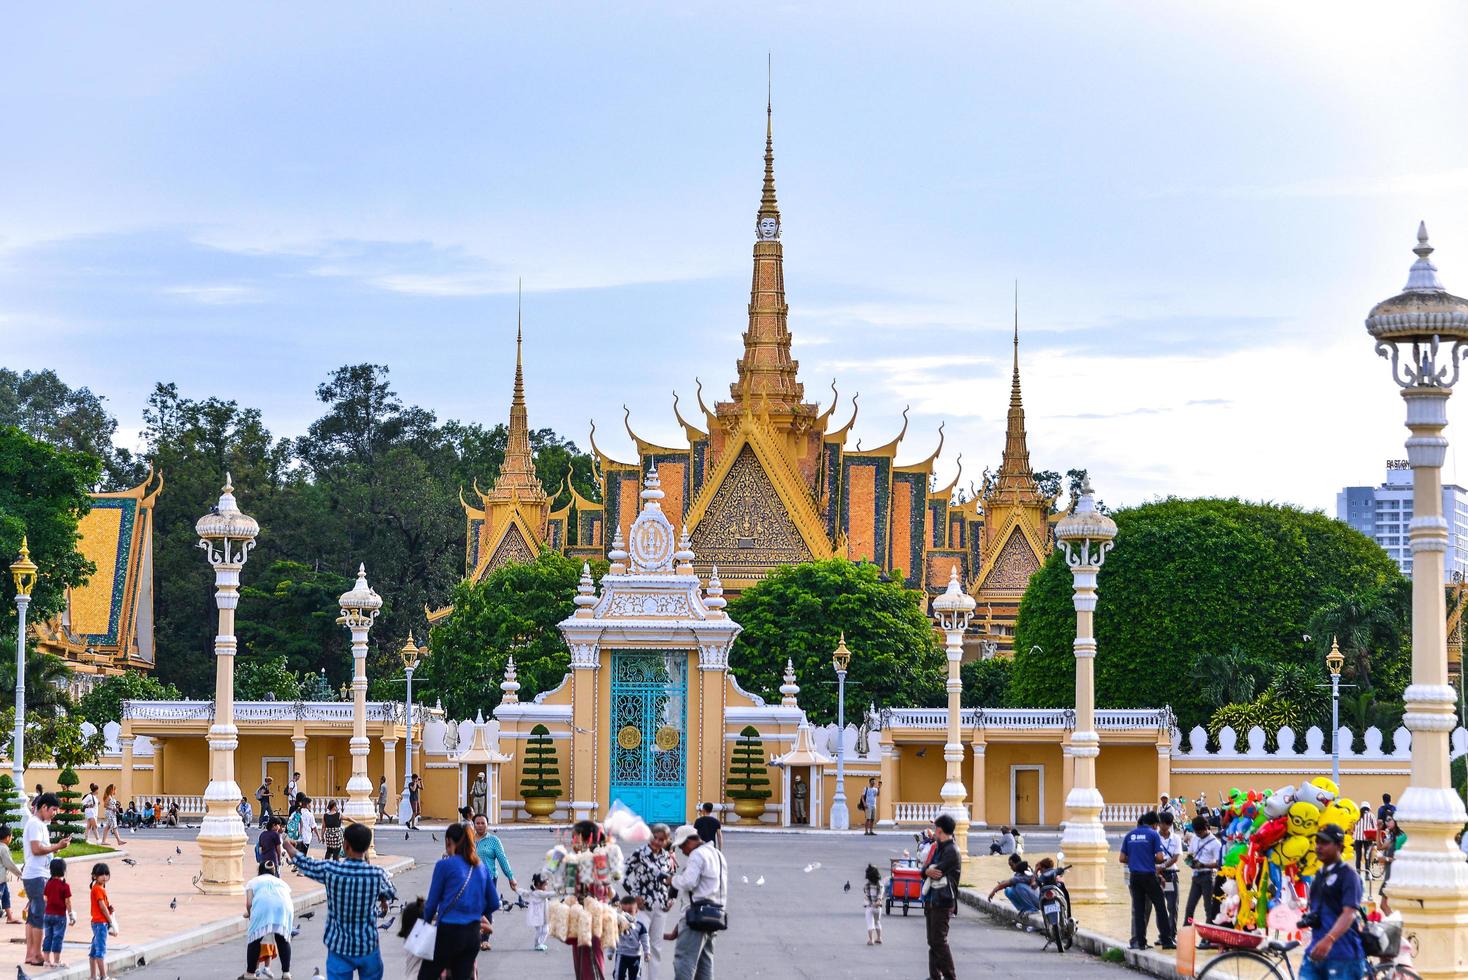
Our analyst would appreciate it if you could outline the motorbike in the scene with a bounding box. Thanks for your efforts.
[1036,863,1075,954]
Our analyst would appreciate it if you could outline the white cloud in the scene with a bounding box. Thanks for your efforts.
[161,283,263,305]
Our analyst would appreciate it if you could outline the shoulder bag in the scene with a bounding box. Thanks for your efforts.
[405,863,475,959]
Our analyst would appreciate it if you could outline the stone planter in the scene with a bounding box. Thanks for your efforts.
[732,797,766,820]
[523,795,558,822]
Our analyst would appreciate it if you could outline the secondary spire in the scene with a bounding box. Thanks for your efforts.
[993,282,1040,501]
[489,279,545,500]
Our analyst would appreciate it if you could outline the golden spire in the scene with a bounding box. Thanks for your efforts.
[488,280,547,502]
[759,54,779,223]
[992,282,1040,501]
[720,68,813,421]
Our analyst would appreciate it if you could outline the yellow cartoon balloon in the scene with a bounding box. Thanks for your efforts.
[1334,798,1361,828]
[1309,776,1339,798]
[1300,850,1321,877]
[1279,834,1312,864]
[1319,803,1354,831]
[1286,801,1321,837]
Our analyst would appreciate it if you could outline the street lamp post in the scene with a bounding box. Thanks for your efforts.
[829,633,852,831]
[398,632,426,827]
[1364,224,1468,979]
[337,565,381,836]
[1326,638,1346,787]
[1054,476,1117,903]
[931,566,976,880]
[195,475,259,894]
[9,538,38,790]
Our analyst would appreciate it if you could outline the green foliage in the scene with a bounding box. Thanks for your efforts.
[0,426,101,636]
[0,653,76,719]
[1102,947,1127,964]
[238,560,355,684]
[1306,581,1411,696]
[960,658,1014,708]
[424,551,602,719]
[75,671,182,727]
[235,655,304,702]
[1010,498,1404,732]
[728,725,771,801]
[53,768,84,840]
[1206,691,1301,752]
[1452,756,1466,809]
[301,669,335,701]
[1186,645,1261,708]
[0,775,21,833]
[521,724,561,798]
[726,559,945,723]
[0,368,141,489]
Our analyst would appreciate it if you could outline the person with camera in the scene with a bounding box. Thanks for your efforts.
[669,824,726,980]
[1299,824,1367,980]
[922,814,962,980]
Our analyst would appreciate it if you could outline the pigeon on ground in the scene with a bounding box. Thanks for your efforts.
[755,876,765,886]
[312,970,324,980]
[843,881,851,892]
[405,832,410,840]
[378,915,395,931]
[121,858,137,867]
[166,857,173,864]
[301,910,316,920]
[741,875,748,884]
[169,897,177,910]
[431,833,438,842]
[291,926,301,938]
[176,846,182,855]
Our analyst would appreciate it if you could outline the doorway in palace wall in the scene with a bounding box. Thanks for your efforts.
[608,650,688,826]
[1010,766,1043,826]
[262,758,291,803]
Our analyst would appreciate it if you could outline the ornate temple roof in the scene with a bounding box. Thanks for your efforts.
[484,292,548,505]
[34,469,163,675]
[987,313,1043,505]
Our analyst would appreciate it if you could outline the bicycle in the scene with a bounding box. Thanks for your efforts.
[1194,923,1421,980]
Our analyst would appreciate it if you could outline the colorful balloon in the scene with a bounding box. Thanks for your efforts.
[1286,801,1321,837]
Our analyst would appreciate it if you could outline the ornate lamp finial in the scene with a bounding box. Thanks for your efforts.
[9,536,38,597]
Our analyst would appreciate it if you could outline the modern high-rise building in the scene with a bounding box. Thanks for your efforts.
[1337,460,1468,583]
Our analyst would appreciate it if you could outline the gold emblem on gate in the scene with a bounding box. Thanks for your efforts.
[655,726,680,751]
[617,725,642,750]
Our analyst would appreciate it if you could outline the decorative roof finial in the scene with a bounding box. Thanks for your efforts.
[608,528,628,574]
[574,561,597,615]
[1405,221,1444,292]
[675,524,695,571]
[500,654,520,704]
[780,657,800,707]
[705,565,727,615]
[758,54,779,231]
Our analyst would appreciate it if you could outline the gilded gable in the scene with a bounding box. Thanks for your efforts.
[984,527,1042,592]
[487,523,536,572]
[689,445,814,576]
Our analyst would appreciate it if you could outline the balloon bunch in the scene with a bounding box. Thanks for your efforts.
[1212,778,1361,933]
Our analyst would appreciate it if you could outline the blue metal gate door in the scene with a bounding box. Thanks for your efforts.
[609,651,688,825]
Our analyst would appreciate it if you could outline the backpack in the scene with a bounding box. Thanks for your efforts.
[287,810,303,842]
[257,784,269,802]
[254,839,264,864]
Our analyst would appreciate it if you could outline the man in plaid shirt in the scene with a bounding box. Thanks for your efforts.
[284,823,396,980]
[622,823,677,980]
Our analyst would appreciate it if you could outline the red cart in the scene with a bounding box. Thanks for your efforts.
[886,858,925,916]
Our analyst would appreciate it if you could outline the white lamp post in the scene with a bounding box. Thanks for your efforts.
[195,475,259,894]
[9,538,37,790]
[1326,638,1346,787]
[337,565,381,835]
[1364,224,1468,979]
[398,632,425,827]
[1054,476,1116,903]
[931,566,976,879]
[829,633,853,831]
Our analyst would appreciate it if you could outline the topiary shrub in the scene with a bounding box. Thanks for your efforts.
[727,726,772,812]
[0,774,21,834]
[521,724,561,801]
[53,768,84,840]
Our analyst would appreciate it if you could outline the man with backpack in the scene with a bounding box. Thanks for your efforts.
[256,777,274,828]
[1301,824,1368,979]
[287,793,317,860]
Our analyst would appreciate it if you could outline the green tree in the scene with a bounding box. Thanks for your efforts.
[0,427,101,637]
[1207,691,1302,753]
[1307,581,1410,695]
[235,655,304,702]
[521,724,561,799]
[0,653,76,719]
[960,658,1013,708]
[0,774,21,832]
[1010,498,1404,732]
[423,551,599,719]
[726,559,945,723]
[53,768,84,840]
[0,368,141,489]
[1186,645,1262,708]
[75,671,182,727]
[727,726,772,802]
[238,560,354,684]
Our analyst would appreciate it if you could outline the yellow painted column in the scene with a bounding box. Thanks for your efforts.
[569,643,599,822]
[697,645,726,816]
[877,740,896,826]
[292,730,307,795]
[381,736,397,818]
[1155,739,1171,802]
[153,739,166,795]
[118,733,135,809]
[969,738,987,829]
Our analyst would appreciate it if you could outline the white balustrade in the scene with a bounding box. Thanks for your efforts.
[882,707,1169,732]
[894,801,942,823]
[1100,803,1152,823]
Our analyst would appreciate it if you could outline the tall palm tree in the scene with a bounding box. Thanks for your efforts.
[1188,645,1259,708]
[1307,582,1407,690]
[0,652,75,717]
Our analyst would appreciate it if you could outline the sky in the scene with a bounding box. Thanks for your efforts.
[5,2,1468,512]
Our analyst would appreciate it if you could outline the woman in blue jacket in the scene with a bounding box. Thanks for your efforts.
[420,822,496,980]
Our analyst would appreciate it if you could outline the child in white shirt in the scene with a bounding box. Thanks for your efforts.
[525,873,555,951]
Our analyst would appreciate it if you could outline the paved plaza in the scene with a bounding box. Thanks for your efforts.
[120,827,1134,980]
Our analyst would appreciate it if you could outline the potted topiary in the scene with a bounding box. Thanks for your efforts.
[0,774,21,832]
[728,725,772,820]
[520,724,561,821]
